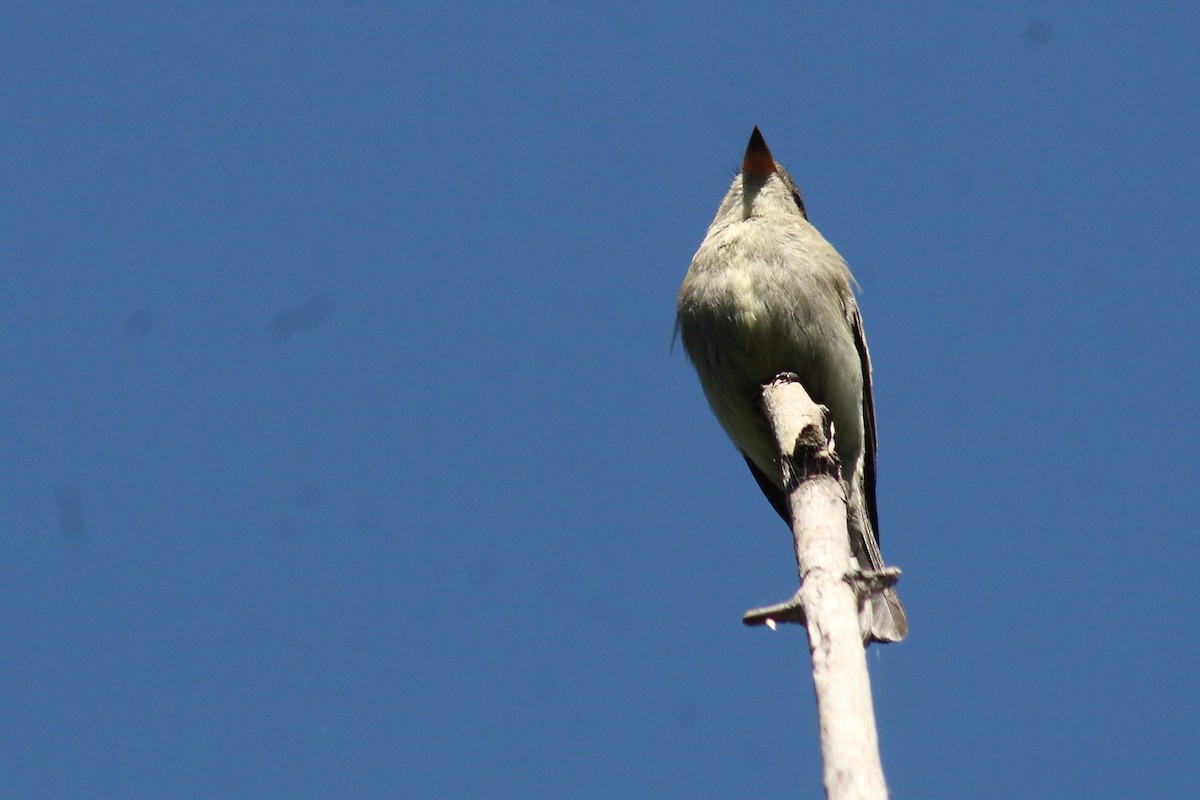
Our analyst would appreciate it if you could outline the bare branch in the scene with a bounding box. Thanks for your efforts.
[760,375,889,800]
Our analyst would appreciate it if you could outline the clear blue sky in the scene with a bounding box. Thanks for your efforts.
[3,3,1198,798]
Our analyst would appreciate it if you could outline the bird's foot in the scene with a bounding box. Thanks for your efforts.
[845,566,901,596]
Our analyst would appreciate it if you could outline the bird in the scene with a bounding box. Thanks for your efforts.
[675,127,906,643]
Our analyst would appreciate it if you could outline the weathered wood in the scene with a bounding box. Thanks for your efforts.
[760,376,889,800]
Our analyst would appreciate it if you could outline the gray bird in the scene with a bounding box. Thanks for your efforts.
[676,127,907,643]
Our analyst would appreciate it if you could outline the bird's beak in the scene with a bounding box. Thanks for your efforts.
[742,126,776,178]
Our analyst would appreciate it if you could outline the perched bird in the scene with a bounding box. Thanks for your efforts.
[676,127,906,643]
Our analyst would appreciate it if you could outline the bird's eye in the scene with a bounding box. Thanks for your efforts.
[792,191,808,220]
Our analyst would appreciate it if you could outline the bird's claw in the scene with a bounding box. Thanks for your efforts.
[845,566,901,596]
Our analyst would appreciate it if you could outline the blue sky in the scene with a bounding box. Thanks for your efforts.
[3,3,1199,798]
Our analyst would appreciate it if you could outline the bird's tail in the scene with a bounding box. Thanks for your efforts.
[864,584,907,644]
[852,514,908,644]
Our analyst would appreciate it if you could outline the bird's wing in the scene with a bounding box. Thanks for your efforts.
[744,453,790,523]
[849,303,881,543]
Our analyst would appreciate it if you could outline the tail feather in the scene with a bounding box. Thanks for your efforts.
[865,586,907,643]
[851,506,907,643]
